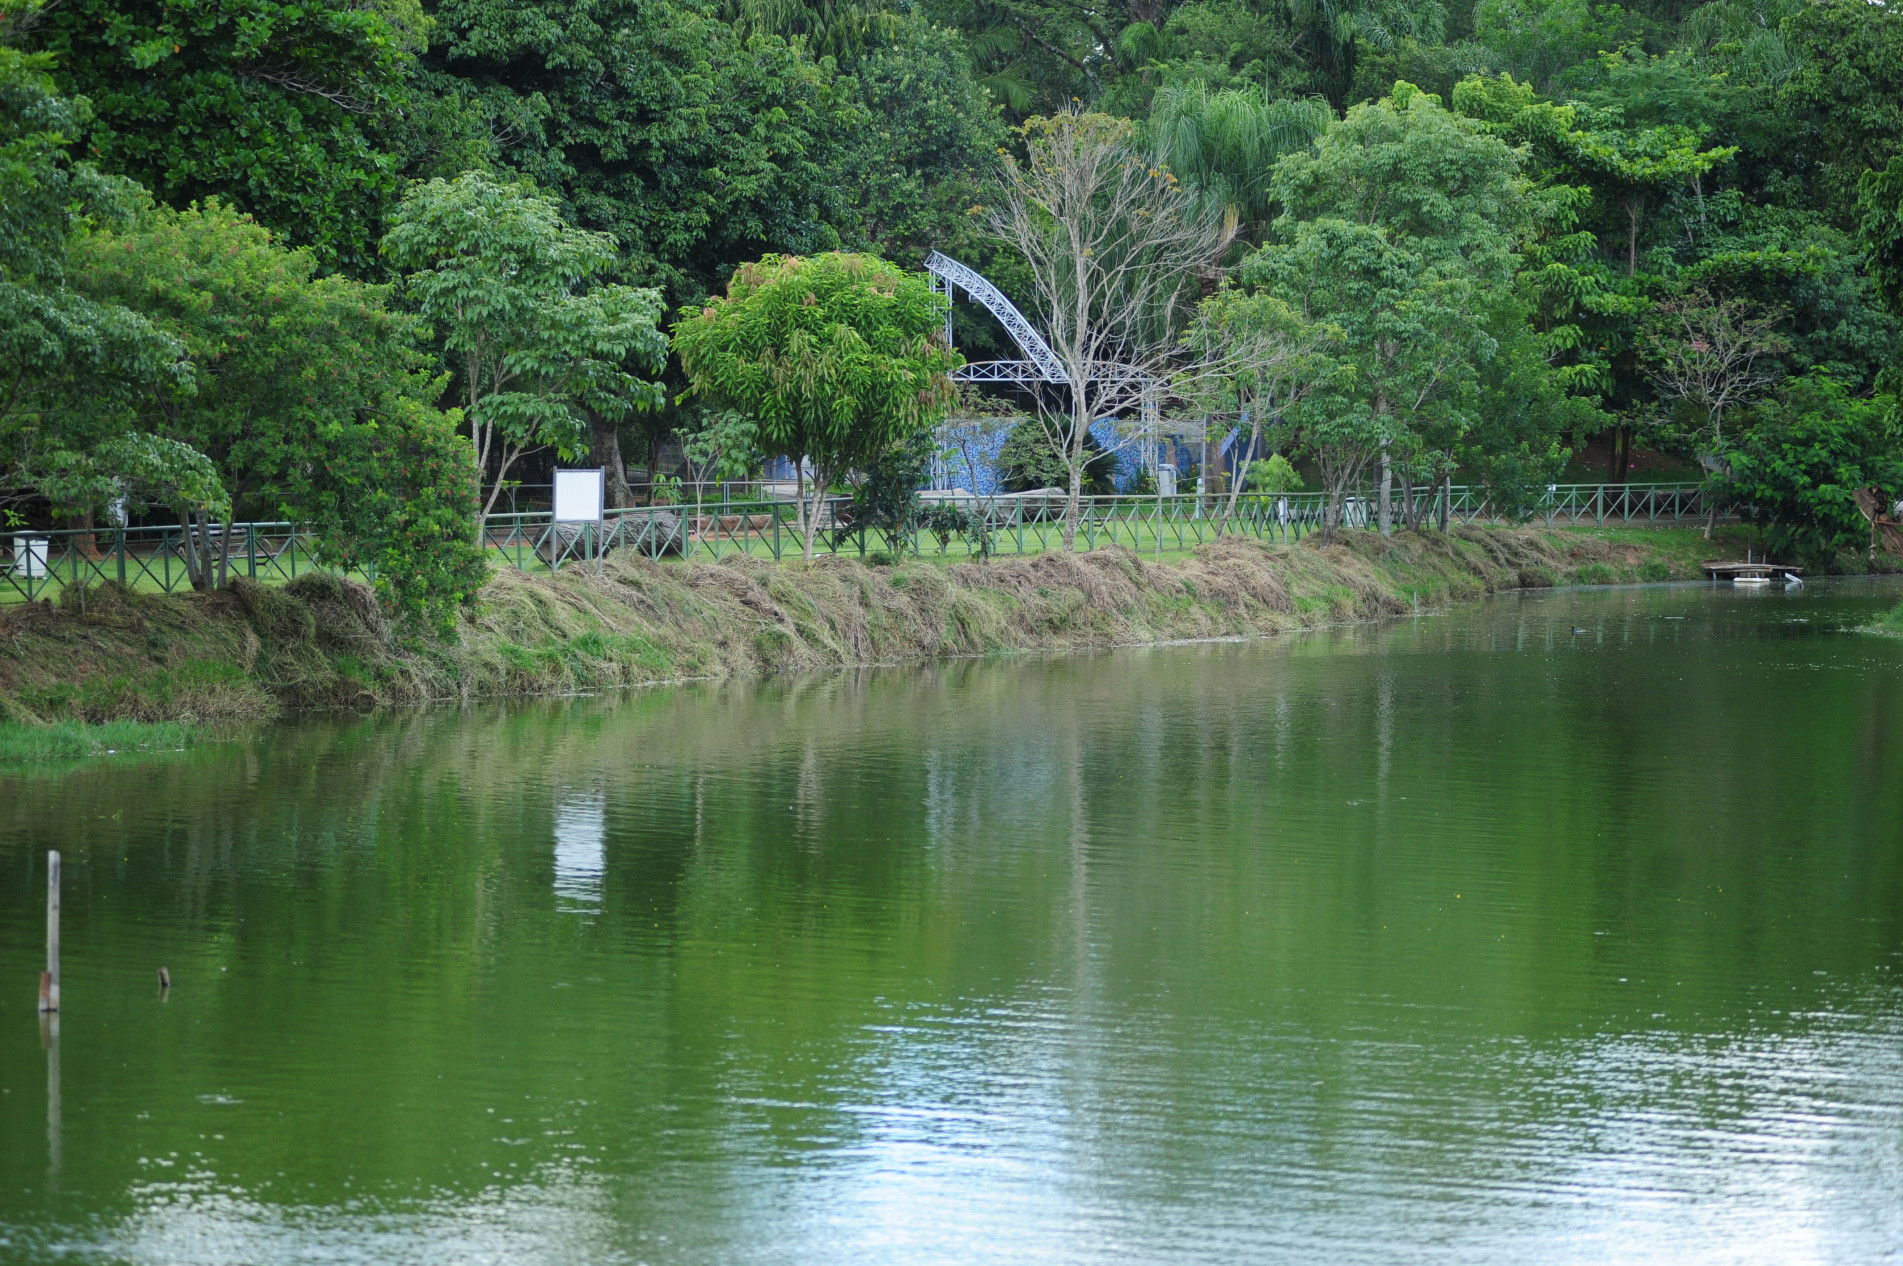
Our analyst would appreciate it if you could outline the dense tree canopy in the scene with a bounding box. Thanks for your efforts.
[26,0,426,274]
[0,44,194,519]
[5,0,1903,585]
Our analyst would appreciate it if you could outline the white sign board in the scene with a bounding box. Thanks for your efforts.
[553,468,604,522]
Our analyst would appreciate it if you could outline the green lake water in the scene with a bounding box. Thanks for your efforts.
[3,579,1902,1264]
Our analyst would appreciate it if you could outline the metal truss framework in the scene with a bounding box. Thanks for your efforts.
[925,252,1071,384]
[924,250,1165,481]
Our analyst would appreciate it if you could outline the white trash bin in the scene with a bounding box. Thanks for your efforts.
[12,535,49,579]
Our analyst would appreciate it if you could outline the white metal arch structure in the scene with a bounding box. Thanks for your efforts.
[925,249,1164,483]
[925,251,1070,385]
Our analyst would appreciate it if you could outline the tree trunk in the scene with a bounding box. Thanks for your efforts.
[802,460,830,563]
[216,507,237,589]
[181,507,213,592]
[588,410,634,509]
[1378,448,1392,536]
[74,509,100,562]
[1439,469,1451,532]
[477,445,523,547]
[1221,413,1261,536]
[1626,201,1641,277]
[1605,424,1632,484]
[1062,408,1087,552]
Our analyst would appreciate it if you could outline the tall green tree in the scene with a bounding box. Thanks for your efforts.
[1272,80,1526,283]
[1572,116,1736,278]
[381,173,668,532]
[25,0,428,275]
[1781,0,1903,221]
[1185,283,1332,530]
[1267,82,1561,523]
[72,200,490,609]
[1240,218,1471,537]
[835,17,1012,268]
[0,43,197,523]
[1720,374,1903,563]
[1861,157,1903,323]
[1143,81,1333,246]
[671,252,960,561]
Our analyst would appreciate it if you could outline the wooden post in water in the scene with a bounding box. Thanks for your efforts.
[38,850,59,1013]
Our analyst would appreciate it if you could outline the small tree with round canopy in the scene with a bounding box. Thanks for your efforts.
[671,252,960,561]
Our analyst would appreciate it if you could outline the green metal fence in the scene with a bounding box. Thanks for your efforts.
[495,481,1721,568]
[1,482,1720,602]
[1,522,319,604]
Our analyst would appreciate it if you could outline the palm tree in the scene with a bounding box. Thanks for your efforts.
[1145,84,1334,247]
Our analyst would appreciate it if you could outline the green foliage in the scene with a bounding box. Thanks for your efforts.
[1860,157,1903,320]
[1272,82,1527,284]
[838,17,1012,268]
[381,173,668,527]
[1245,452,1305,491]
[1473,0,1644,94]
[422,0,876,299]
[27,0,424,275]
[0,47,194,513]
[671,252,959,558]
[1568,107,1737,278]
[71,201,430,513]
[1241,217,1453,526]
[1144,82,1332,244]
[1255,86,1570,522]
[63,199,486,622]
[32,433,228,521]
[300,396,489,632]
[997,419,1117,494]
[679,411,762,489]
[11,0,1903,535]
[921,499,991,555]
[1781,0,1903,219]
[1720,374,1903,562]
[850,425,938,545]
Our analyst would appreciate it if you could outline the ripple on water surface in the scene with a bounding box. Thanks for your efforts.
[1,579,1901,1265]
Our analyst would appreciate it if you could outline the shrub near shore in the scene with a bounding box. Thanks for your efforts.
[0,526,1745,729]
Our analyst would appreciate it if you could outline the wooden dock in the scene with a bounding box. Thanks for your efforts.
[1702,560,1802,580]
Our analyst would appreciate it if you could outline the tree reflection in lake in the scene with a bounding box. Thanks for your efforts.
[1,579,1900,1264]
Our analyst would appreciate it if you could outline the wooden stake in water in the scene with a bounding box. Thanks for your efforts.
[38,850,59,1013]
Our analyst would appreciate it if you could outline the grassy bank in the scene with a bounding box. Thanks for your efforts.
[1865,601,1903,634]
[0,524,1753,727]
[0,718,197,763]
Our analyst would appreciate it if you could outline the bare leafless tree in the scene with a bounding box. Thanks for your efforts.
[1643,290,1787,450]
[1643,289,1788,537]
[988,108,1235,548]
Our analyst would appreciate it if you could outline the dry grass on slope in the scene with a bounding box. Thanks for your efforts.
[0,526,1696,725]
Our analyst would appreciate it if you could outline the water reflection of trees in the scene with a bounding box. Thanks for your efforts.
[2,587,1901,1247]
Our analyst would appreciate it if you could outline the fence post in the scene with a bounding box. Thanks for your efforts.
[38,851,58,1014]
[115,530,126,587]
[246,524,257,579]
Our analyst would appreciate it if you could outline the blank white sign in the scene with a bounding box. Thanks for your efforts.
[553,468,604,522]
